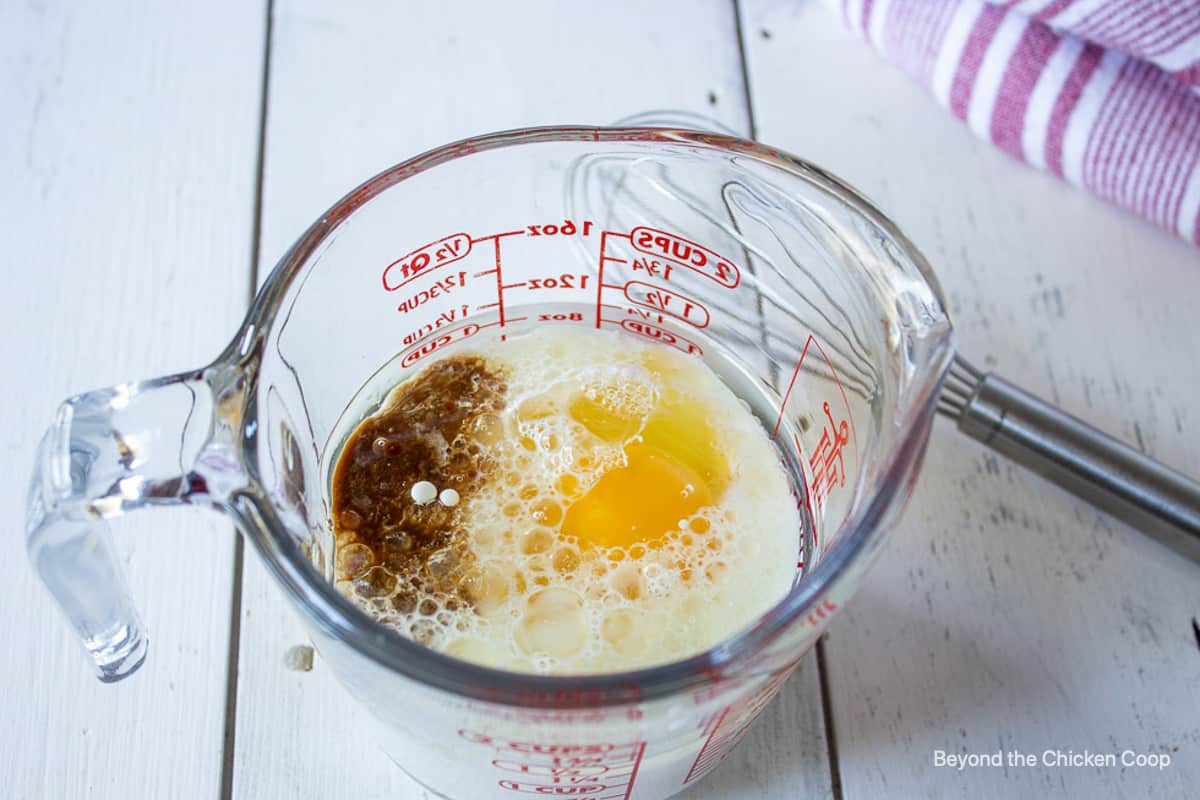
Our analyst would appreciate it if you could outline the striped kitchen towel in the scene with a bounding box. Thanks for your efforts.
[827,0,1200,245]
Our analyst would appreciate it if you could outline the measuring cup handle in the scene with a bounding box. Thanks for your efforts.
[956,373,1200,563]
[25,366,246,682]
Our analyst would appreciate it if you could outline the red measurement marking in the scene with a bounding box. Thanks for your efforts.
[803,595,839,629]
[629,255,674,281]
[470,229,526,242]
[498,780,606,794]
[460,731,645,800]
[624,741,645,800]
[400,323,480,367]
[526,219,593,237]
[773,335,857,515]
[461,731,616,750]
[492,761,610,777]
[382,233,471,290]
[493,238,507,327]
[526,273,589,290]
[498,780,617,796]
[772,336,813,439]
[689,672,737,706]
[395,272,469,314]
[629,226,740,288]
[771,334,858,456]
[402,303,472,346]
[595,231,609,329]
[808,401,850,512]
[683,670,793,784]
[622,280,710,328]
[618,319,703,354]
[793,431,818,554]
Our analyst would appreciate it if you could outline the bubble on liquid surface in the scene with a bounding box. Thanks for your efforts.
[515,588,587,658]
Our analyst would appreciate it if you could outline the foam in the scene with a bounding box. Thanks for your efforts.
[334,327,799,674]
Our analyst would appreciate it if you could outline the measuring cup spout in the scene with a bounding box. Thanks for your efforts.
[25,364,249,682]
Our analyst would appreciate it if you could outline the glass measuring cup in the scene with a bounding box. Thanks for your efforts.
[26,127,952,799]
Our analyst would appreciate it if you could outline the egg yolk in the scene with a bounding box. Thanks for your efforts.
[562,380,731,551]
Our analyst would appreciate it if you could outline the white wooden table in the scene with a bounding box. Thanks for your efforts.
[4,2,1198,797]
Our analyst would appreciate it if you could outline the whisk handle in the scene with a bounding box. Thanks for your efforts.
[957,373,1200,563]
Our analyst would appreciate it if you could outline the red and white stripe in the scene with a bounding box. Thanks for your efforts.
[1013,0,1200,83]
[829,0,1200,244]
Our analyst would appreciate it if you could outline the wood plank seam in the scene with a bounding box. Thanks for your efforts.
[221,2,277,799]
[731,3,843,799]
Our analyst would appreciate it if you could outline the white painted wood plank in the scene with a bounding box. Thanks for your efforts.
[233,1,832,798]
[0,2,265,798]
[684,657,836,799]
[741,1,1200,796]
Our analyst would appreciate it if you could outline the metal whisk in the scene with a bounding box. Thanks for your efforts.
[937,354,1200,562]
